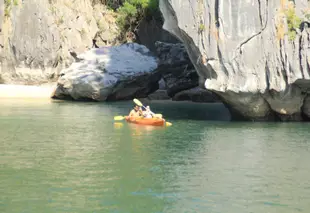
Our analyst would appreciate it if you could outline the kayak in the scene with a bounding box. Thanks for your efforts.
[125,116,165,126]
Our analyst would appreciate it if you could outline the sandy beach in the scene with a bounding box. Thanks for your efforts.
[0,84,57,99]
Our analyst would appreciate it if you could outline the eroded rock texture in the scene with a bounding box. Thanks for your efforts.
[160,0,310,121]
[0,0,119,84]
[52,43,159,101]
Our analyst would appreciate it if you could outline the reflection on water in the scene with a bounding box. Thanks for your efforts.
[1,99,310,213]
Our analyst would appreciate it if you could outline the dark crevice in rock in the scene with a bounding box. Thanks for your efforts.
[187,0,197,25]
[214,0,219,28]
[265,62,270,90]
[301,113,310,121]
[279,40,288,86]
[257,0,263,27]
[217,46,229,76]
[307,56,310,79]
[299,34,304,79]
[206,1,211,45]
[307,28,310,78]
[235,25,267,55]
[69,51,83,62]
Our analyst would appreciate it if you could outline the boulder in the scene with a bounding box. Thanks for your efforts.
[52,43,159,101]
[155,41,199,97]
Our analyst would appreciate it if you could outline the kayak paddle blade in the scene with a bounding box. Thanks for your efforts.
[133,98,143,107]
[166,122,172,127]
[114,116,125,121]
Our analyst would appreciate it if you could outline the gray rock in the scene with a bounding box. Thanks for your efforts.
[136,16,180,52]
[158,78,167,89]
[147,89,171,100]
[302,95,310,119]
[172,87,220,103]
[0,0,118,84]
[155,41,199,97]
[52,43,159,101]
[159,0,310,121]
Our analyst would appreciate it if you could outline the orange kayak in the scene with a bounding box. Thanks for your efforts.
[125,116,165,126]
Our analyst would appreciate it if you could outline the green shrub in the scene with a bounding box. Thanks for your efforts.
[4,0,12,17]
[4,0,19,17]
[284,6,302,41]
[116,0,159,37]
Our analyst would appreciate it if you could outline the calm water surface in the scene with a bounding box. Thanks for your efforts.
[1,99,310,213]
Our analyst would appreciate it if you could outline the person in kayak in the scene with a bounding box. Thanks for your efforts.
[143,106,153,118]
[129,105,143,117]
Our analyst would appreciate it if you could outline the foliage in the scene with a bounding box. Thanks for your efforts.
[198,23,205,33]
[117,0,159,30]
[284,6,302,41]
[4,0,11,17]
[115,0,159,40]
[4,0,18,17]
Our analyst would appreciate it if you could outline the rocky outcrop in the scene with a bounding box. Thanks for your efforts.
[302,95,310,119]
[155,41,199,97]
[154,41,219,102]
[0,0,120,84]
[159,0,310,121]
[173,87,220,103]
[147,89,171,100]
[52,43,159,101]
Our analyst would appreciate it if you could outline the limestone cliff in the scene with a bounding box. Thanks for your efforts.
[0,0,119,84]
[160,0,310,121]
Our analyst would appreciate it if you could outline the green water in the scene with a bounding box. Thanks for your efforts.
[1,99,310,213]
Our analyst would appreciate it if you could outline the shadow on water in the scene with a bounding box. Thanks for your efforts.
[104,100,231,121]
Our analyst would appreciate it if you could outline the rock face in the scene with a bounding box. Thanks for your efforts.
[136,16,180,52]
[154,41,219,102]
[173,87,220,103]
[159,0,310,121]
[155,41,199,97]
[52,43,160,101]
[0,0,120,84]
[147,89,171,100]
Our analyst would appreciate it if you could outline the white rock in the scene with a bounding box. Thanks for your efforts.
[53,43,159,101]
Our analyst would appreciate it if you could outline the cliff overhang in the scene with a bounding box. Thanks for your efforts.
[159,0,310,121]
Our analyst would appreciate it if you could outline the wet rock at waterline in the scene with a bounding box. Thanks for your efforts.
[147,89,171,100]
[172,87,220,103]
[52,43,159,101]
[302,96,310,120]
[159,0,310,121]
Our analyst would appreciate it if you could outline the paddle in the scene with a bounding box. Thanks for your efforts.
[133,98,172,126]
[114,116,126,121]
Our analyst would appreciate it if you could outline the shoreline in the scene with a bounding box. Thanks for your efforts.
[0,84,57,99]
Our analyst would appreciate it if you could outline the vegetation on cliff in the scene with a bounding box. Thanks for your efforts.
[94,0,160,42]
[4,0,19,17]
